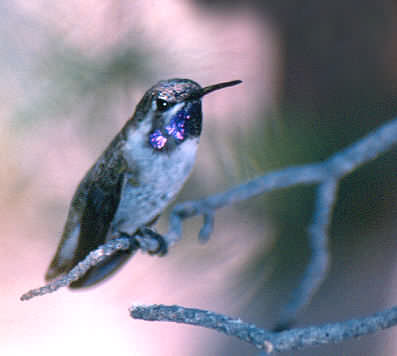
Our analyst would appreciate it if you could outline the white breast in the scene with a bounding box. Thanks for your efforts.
[111,127,199,236]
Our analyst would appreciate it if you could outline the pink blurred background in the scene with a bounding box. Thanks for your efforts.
[3,1,397,355]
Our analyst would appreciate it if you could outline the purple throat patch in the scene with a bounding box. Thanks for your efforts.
[149,109,191,150]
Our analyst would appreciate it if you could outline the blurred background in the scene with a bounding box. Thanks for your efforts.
[3,0,397,355]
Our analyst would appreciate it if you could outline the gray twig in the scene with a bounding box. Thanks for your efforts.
[164,116,397,327]
[20,233,160,301]
[130,303,397,354]
[166,116,397,245]
[129,304,274,353]
[274,179,338,330]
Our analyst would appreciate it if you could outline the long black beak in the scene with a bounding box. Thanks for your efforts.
[200,80,242,97]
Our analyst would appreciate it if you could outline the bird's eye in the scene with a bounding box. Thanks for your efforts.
[156,98,169,112]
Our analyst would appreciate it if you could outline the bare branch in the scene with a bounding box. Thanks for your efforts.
[166,116,397,245]
[130,304,275,353]
[130,303,397,354]
[20,237,132,300]
[165,162,326,246]
[164,117,397,327]
[20,117,397,353]
[274,179,338,330]
[20,232,163,301]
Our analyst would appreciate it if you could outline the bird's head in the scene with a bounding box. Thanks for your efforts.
[130,78,242,152]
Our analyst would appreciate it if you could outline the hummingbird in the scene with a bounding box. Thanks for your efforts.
[45,78,242,288]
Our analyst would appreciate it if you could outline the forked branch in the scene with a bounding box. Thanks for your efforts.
[20,116,397,353]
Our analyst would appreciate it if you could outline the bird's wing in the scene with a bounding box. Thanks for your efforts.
[46,139,136,287]
[69,163,130,288]
[70,157,126,268]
